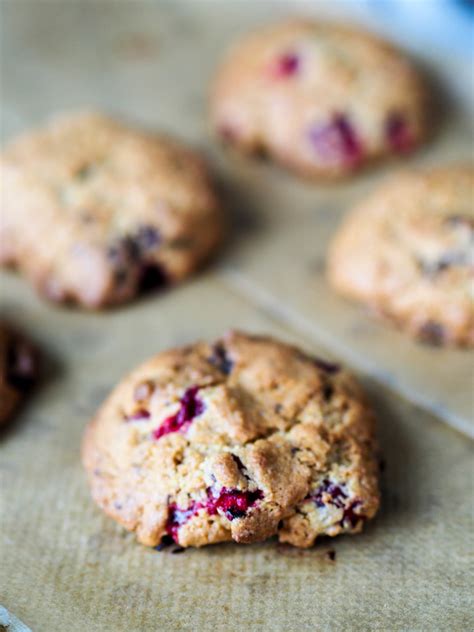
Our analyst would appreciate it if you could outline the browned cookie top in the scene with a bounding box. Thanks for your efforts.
[1,112,223,308]
[328,165,474,346]
[0,323,37,425]
[82,331,380,549]
[211,19,426,179]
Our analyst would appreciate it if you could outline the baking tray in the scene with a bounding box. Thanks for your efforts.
[1,2,473,630]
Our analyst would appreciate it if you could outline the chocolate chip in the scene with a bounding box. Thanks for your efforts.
[327,550,336,561]
[445,215,474,230]
[341,501,363,528]
[420,251,469,277]
[322,384,334,401]
[75,164,95,181]
[231,454,251,482]
[208,343,233,375]
[135,226,161,251]
[418,321,445,345]
[139,263,168,293]
[226,507,246,519]
[218,123,239,143]
[312,357,340,374]
[6,340,36,391]
[154,535,174,551]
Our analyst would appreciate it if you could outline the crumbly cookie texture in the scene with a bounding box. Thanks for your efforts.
[0,323,37,425]
[328,165,474,347]
[0,111,223,308]
[211,19,426,179]
[82,331,380,549]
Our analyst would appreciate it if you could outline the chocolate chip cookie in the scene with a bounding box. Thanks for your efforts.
[0,323,37,425]
[328,165,474,346]
[211,19,426,179]
[82,331,380,549]
[0,112,223,308]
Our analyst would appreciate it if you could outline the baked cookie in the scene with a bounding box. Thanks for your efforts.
[211,20,426,179]
[0,323,37,425]
[0,112,223,308]
[328,165,474,347]
[82,331,379,549]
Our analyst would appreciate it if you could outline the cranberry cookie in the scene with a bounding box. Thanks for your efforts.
[328,165,474,346]
[82,331,380,549]
[0,112,223,308]
[211,20,426,179]
[0,323,37,425]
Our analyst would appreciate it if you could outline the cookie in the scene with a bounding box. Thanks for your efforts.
[0,112,223,308]
[328,165,474,347]
[82,331,380,549]
[211,19,426,179]
[0,323,37,425]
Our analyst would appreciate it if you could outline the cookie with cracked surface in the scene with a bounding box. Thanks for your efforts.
[328,165,474,347]
[82,331,380,549]
[211,19,426,179]
[0,323,37,425]
[0,111,223,308]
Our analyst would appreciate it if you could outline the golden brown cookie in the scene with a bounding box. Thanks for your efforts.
[328,165,474,346]
[82,331,380,549]
[0,323,37,425]
[0,112,223,308]
[211,19,426,179]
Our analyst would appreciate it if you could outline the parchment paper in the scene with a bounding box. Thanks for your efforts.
[1,2,473,630]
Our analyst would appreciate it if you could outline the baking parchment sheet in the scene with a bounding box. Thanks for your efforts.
[1,2,473,630]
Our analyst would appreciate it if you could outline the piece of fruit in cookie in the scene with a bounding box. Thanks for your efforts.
[82,331,380,549]
[0,322,38,426]
[0,111,223,308]
[327,165,474,347]
[211,19,427,179]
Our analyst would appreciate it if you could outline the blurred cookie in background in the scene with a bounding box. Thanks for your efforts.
[211,19,427,180]
[327,165,474,346]
[0,112,223,309]
[0,322,38,426]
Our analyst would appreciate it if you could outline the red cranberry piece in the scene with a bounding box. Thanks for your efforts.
[153,386,204,440]
[271,51,300,78]
[385,113,415,153]
[164,485,263,543]
[309,115,362,167]
[125,408,151,422]
[206,488,263,520]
